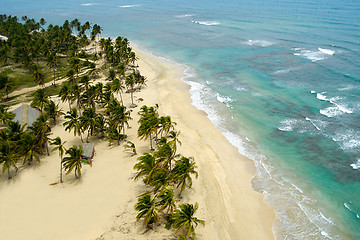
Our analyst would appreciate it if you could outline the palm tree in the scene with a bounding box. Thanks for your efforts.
[62,145,83,179]
[29,114,51,156]
[44,99,63,124]
[111,78,125,105]
[135,193,160,227]
[138,106,159,151]
[58,83,73,110]
[0,141,18,179]
[80,107,97,142]
[31,88,48,113]
[0,105,15,125]
[63,108,83,142]
[32,65,45,87]
[124,140,137,156]
[159,116,176,138]
[0,74,14,99]
[171,156,198,198]
[167,130,182,156]
[134,152,159,185]
[157,188,178,215]
[172,203,205,239]
[46,53,59,85]
[19,132,42,165]
[50,137,67,183]
[125,71,136,106]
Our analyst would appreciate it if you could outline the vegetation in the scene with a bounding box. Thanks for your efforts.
[134,104,204,239]
[0,15,204,239]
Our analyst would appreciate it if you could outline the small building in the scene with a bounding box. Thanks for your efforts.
[11,103,40,128]
[81,143,95,164]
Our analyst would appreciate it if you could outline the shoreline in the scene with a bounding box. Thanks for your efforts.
[132,46,275,239]
[0,41,275,239]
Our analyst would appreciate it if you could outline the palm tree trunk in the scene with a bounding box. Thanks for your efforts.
[7,168,11,179]
[46,141,50,156]
[119,92,124,106]
[60,156,63,183]
[149,133,153,151]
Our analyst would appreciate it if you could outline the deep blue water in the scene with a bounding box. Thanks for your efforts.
[2,0,360,239]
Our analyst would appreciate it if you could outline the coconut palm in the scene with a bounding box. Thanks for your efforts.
[44,99,63,124]
[167,130,182,155]
[80,107,97,142]
[111,78,125,105]
[171,156,198,198]
[32,64,45,87]
[157,188,178,215]
[125,71,137,106]
[134,152,159,184]
[0,105,15,125]
[0,141,18,179]
[19,132,42,165]
[135,193,160,227]
[46,53,58,85]
[7,120,26,142]
[63,108,83,142]
[59,83,72,109]
[62,145,83,179]
[138,106,159,150]
[29,114,51,156]
[172,203,205,239]
[124,140,137,156]
[0,74,14,99]
[50,137,67,183]
[159,116,176,138]
[31,88,48,113]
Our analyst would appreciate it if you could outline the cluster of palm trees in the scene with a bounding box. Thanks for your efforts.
[0,105,52,179]
[134,105,204,239]
[0,15,103,99]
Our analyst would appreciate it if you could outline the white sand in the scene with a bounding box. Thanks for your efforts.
[0,46,274,240]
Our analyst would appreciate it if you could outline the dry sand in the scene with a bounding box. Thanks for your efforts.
[0,46,274,240]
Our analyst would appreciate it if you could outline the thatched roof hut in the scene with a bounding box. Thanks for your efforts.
[11,104,40,127]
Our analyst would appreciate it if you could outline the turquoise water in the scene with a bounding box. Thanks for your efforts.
[2,0,360,239]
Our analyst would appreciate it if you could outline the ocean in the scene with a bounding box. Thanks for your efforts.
[1,0,360,239]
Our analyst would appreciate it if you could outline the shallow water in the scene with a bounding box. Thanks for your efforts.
[2,0,360,238]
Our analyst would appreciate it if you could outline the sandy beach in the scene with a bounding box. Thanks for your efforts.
[0,46,274,240]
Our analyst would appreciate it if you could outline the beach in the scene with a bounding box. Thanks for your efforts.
[0,46,274,240]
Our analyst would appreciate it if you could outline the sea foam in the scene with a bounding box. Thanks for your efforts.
[350,159,360,170]
[246,39,275,47]
[118,4,140,8]
[313,91,353,116]
[190,20,220,26]
[293,47,335,62]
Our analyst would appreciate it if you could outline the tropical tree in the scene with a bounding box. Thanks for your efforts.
[133,152,158,185]
[135,193,160,227]
[31,88,48,113]
[138,105,159,150]
[172,203,204,239]
[29,113,51,156]
[62,145,84,179]
[59,83,72,109]
[0,74,14,99]
[80,107,97,142]
[0,141,18,179]
[44,99,63,124]
[111,78,125,105]
[50,137,67,183]
[63,108,83,142]
[124,140,137,156]
[157,188,178,215]
[0,105,15,125]
[32,65,45,87]
[171,156,198,198]
[46,53,59,85]
[19,132,42,165]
